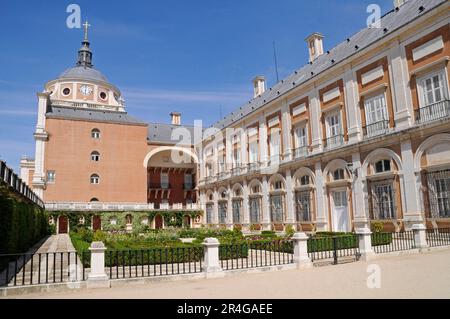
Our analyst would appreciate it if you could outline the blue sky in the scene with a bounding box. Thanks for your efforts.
[0,0,393,171]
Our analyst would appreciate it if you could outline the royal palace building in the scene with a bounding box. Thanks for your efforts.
[21,0,450,234]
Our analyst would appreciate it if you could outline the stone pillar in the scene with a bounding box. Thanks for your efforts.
[401,139,424,230]
[355,228,374,261]
[87,242,110,288]
[242,180,250,232]
[226,184,233,229]
[412,224,429,250]
[281,99,292,161]
[314,161,328,231]
[261,175,271,230]
[309,90,323,153]
[202,238,224,278]
[259,117,268,166]
[388,41,413,129]
[343,67,361,143]
[292,233,313,269]
[285,169,295,225]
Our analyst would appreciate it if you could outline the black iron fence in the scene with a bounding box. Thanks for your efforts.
[219,241,294,271]
[426,228,450,247]
[307,235,360,264]
[103,247,204,279]
[371,231,415,254]
[0,251,83,287]
[0,161,44,208]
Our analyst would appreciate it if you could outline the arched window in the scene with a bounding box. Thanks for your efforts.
[300,175,310,186]
[251,185,261,194]
[208,193,213,201]
[220,191,227,199]
[91,151,100,162]
[375,160,391,173]
[91,129,100,139]
[273,180,283,190]
[234,188,242,197]
[333,169,345,181]
[125,214,133,224]
[90,174,100,184]
[90,198,99,202]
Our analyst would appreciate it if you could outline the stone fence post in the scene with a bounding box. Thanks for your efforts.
[202,238,224,278]
[355,226,374,261]
[292,232,313,269]
[412,224,429,249]
[87,241,110,288]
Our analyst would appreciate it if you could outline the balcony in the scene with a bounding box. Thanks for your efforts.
[363,119,390,138]
[247,162,260,173]
[324,134,344,150]
[231,166,242,177]
[293,146,308,159]
[204,175,217,184]
[416,100,450,124]
[268,154,283,166]
[148,183,172,190]
[45,202,200,211]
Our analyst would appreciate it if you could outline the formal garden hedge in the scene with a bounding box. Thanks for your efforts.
[0,185,49,256]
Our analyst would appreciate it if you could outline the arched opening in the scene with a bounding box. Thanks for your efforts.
[248,179,262,230]
[293,168,316,232]
[154,214,164,230]
[218,187,228,226]
[269,174,286,231]
[92,215,101,231]
[183,215,191,228]
[58,215,68,234]
[232,184,243,225]
[144,147,198,209]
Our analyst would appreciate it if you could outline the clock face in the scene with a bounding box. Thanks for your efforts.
[79,85,93,96]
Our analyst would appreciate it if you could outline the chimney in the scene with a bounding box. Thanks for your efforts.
[252,76,266,98]
[305,32,324,63]
[393,0,408,8]
[170,112,181,125]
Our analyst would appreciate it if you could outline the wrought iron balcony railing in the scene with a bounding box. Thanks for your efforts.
[416,100,450,124]
[324,134,344,150]
[363,119,390,138]
[293,146,308,159]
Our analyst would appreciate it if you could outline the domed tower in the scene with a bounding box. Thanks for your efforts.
[28,22,148,201]
[44,21,125,112]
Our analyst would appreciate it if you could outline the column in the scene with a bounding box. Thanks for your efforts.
[292,232,313,269]
[281,99,293,161]
[343,67,361,143]
[314,161,328,231]
[259,115,268,166]
[401,138,424,230]
[242,179,250,231]
[309,90,323,153]
[285,169,295,224]
[352,153,370,228]
[240,129,248,171]
[388,41,413,128]
[202,238,224,278]
[261,175,271,230]
[87,242,110,288]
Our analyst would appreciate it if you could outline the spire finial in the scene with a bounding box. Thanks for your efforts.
[83,20,91,42]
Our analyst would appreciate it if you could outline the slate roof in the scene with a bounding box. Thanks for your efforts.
[147,123,197,145]
[46,106,148,126]
[210,0,446,131]
[59,66,109,83]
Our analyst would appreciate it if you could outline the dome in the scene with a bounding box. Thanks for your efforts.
[59,66,108,83]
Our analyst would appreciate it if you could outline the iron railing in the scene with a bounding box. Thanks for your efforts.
[323,134,344,150]
[371,231,415,254]
[416,100,450,124]
[426,228,450,247]
[293,146,308,159]
[219,241,293,271]
[0,161,44,208]
[0,251,84,287]
[307,235,360,264]
[426,169,450,218]
[104,247,204,279]
[363,119,390,138]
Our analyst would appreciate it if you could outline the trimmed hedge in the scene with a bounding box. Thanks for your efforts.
[0,186,49,255]
[371,232,393,246]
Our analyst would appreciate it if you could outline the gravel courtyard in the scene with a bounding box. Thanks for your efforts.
[8,248,450,299]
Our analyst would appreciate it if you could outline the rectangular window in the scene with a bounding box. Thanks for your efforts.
[218,202,227,224]
[296,191,311,222]
[427,170,450,218]
[419,71,447,106]
[46,170,56,183]
[206,204,214,224]
[270,195,284,223]
[249,141,258,163]
[160,173,169,189]
[232,200,242,224]
[218,153,225,173]
[184,173,192,189]
[371,180,396,219]
[249,198,261,223]
[232,147,241,168]
[294,125,308,158]
[326,112,341,137]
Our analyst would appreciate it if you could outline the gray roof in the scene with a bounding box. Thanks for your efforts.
[59,66,109,83]
[46,106,148,126]
[147,123,197,145]
[211,0,446,130]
